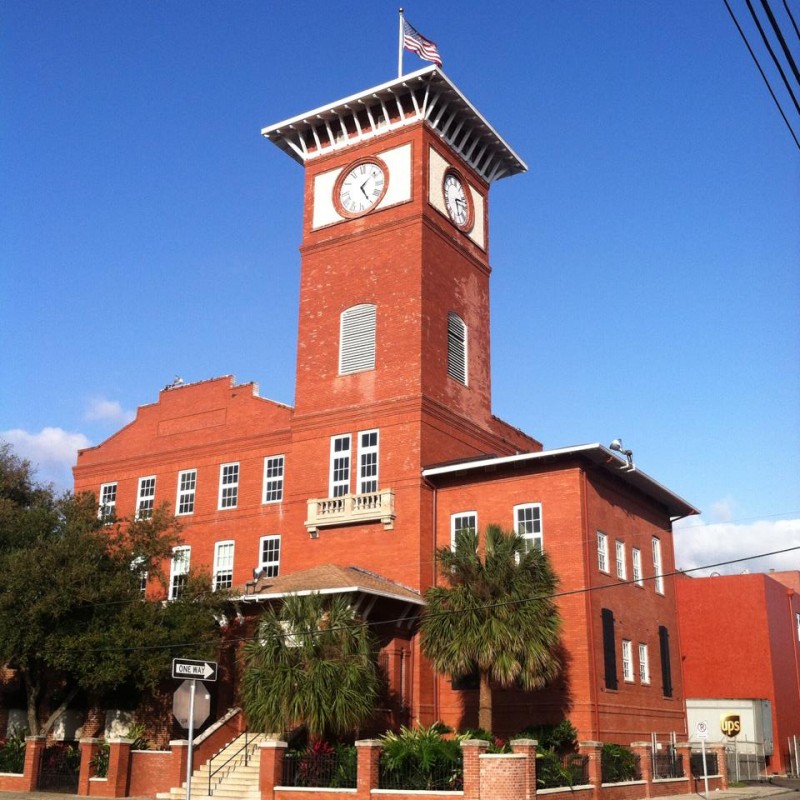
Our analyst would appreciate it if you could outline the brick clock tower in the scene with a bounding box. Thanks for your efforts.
[262,66,541,589]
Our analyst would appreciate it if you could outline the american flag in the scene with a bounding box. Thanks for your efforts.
[402,19,442,67]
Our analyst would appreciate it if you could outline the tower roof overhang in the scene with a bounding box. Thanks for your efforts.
[261,66,527,184]
[423,444,700,522]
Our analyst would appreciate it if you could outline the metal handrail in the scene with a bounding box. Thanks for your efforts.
[207,731,251,796]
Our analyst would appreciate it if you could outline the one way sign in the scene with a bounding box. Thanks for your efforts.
[171,658,218,682]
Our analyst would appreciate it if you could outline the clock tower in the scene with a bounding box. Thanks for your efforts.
[262,66,541,586]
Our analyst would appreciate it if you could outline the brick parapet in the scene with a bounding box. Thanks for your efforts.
[631,742,653,797]
[78,738,103,795]
[511,738,538,800]
[355,739,382,800]
[258,740,287,800]
[461,739,489,800]
[580,741,603,800]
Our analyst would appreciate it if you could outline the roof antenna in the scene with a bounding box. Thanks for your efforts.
[609,439,635,470]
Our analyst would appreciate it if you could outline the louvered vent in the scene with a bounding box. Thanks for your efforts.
[447,312,467,385]
[339,304,376,374]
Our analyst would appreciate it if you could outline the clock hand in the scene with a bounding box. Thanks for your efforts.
[360,181,370,200]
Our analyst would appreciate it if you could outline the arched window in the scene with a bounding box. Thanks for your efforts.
[339,304,376,374]
[447,312,467,385]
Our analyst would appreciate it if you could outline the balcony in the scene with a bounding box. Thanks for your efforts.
[305,489,395,536]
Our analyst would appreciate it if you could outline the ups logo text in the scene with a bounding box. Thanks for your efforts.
[721,715,741,737]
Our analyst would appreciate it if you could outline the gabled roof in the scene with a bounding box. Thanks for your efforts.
[242,564,423,605]
[423,443,699,521]
[262,66,526,184]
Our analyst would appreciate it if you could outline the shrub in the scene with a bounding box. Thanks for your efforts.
[601,743,638,783]
[0,734,26,774]
[460,728,510,753]
[288,740,356,788]
[380,723,463,791]
[517,719,578,753]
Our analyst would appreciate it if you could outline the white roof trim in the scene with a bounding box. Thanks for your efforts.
[262,66,526,183]
[238,585,425,606]
[423,443,699,520]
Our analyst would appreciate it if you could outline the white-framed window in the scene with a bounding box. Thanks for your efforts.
[329,435,351,497]
[218,462,239,509]
[98,482,117,521]
[622,639,634,682]
[632,547,643,586]
[358,429,379,494]
[263,455,285,504]
[638,642,650,684]
[213,541,234,591]
[652,537,664,594]
[131,556,147,595]
[616,540,627,579]
[169,546,191,600]
[597,531,609,573]
[796,612,800,642]
[447,312,467,385]
[450,512,477,551]
[259,535,281,578]
[176,469,197,515]
[514,503,543,552]
[339,303,376,375]
[136,476,156,519]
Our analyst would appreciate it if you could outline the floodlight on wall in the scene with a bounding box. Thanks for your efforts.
[252,566,267,582]
[609,438,635,470]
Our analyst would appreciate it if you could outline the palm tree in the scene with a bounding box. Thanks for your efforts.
[241,592,380,739]
[420,524,562,733]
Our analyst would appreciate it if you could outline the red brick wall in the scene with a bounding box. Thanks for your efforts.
[676,572,800,774]
[428,462,686,741]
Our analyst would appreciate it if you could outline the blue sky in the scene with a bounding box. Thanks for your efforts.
[2,1,798,575]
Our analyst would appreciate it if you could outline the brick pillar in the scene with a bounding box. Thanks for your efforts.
[78,738,102,795]
[355,739,382,800]
[511,738,538,800]
[169,740,189,792]
[258,740,287,800]
[579,741,603,800]
[22,735,46,792]
[712,746,728,789]
[675,741,691,782]
[106,738,132,797]
[631,742,652,798]
[461,739,490,800]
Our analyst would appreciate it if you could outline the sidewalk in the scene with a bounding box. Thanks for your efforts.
[1,780,797,800]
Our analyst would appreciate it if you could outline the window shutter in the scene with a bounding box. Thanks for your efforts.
[602,608,618,690]
[659,625,673,697]
[447,312,467,384]
[340,304,376,374]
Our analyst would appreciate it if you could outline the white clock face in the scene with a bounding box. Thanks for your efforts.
[337,161,387,216]
[443,171,472,229]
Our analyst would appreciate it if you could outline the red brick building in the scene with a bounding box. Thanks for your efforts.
[676,571,800,774]
[74,67,697,743]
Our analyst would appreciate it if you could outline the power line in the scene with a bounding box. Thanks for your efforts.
[782,0,800,40]
[55,542,800,656]
[760,0,800,86]
[723,0,800,149]
[745,0,800,114]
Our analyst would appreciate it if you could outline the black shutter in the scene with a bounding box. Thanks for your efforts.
[659,625,673,697]
[602,608,618,690]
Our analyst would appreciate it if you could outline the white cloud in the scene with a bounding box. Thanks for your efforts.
[1,427,91,491]
[84,397,135,425]
[674,515,800,576]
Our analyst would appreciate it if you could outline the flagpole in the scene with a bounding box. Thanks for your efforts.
[398,8,404,78]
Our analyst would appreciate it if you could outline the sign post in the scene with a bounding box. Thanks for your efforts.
[695,720,709,798]
[171,659,217,800]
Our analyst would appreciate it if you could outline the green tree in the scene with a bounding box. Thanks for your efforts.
[0,443,228,735]
[420,524,562,732]
[241,592,380,739]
